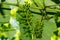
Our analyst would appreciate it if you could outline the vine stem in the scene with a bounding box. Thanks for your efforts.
[0,2,60,10]
[17,0,20,6]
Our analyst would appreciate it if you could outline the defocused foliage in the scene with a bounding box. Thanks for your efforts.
[0,0,60,40]
[52,0,60,4]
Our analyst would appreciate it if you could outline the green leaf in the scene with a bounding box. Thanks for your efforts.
[41,19,57,40]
